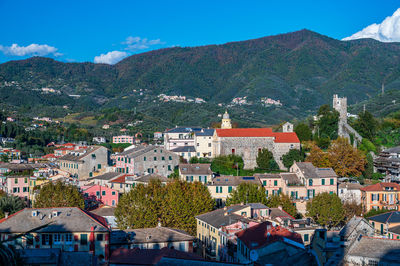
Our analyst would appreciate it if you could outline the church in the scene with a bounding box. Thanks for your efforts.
[212,111,300,169]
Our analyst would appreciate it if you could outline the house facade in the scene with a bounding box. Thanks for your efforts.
[0,207,111,259]
[360,182,400,212]
[82,185,119,207]
[115,146,179,177]
[194,129,215,158]
[6,176,30,200]
[179,163,213,185]
[57,146,108,181]
[112,135,134,144]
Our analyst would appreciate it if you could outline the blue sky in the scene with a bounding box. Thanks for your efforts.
[0,0,399,64]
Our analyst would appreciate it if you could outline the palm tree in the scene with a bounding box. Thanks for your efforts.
[0,196,26,218]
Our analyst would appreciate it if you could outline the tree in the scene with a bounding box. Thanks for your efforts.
[306,192,345,228]
[0,195,25,219]
[328,137,366,177]
[116,180,165,229]
[256,149,279,171]
[282,149,305,169]
[294,123,312,141]
[34,181,84,209]
[363,153,374,179]
[343,201,362,221]
[226,183,267,206]
[0,154,9,163]
[353,111,378,141]
[266,194,298,218]
[211,155,244,176]
[115,179,214,235]
[306,144,332,168]
[316,105,339,140]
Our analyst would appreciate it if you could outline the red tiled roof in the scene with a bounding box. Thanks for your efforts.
[215,128,300,143]
[109,174,131,184]
[273,132,300,143]
[236,222,303,250]
[360,182,400,192]
[216,128,274,137]
[42,154,57,159]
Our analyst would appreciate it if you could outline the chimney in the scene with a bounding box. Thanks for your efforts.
[223,206,227,211]
[278,206,283,210]
[240,202,244,206]
[157,218,162,227]
[4,212,8,219]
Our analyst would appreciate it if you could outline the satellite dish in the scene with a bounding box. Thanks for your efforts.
[250,250,259,262]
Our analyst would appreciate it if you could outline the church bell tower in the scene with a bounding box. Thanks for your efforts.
[221,110,232,129]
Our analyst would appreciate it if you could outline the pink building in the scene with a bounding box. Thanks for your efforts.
[82,185,119,207]
[113,135,134,144]
[6,176,30,200]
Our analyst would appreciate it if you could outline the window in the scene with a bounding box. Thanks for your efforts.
[65,234,73,243]
[162,156,165,161]
[309,179,313,186]
[304,234,309,242]
[80,234,88,245]
[321,179,325,185]
[112,191,116,195]
[102,191,106,196]
[228,186,232,193]
[14,178,18,184]
[208,143,211,147]
[330,178,334,185]
[42,234,51,245]
[263,180,266,186]
[154,157,157,161]
[112,200,115,206]
[153,243,160,249]
[96,234,104,241]
[54,234,61,243]
[274,180,278,186]
[154,149,157,153]
[24,178,28,183]
[169,156,172,160]
[96,191,100,197]
[98,164,101,169]
[232,149,235,154]
[179,242,185,251]
[168,165,172,171]
[23,187,29,192]
[144,156,147,161]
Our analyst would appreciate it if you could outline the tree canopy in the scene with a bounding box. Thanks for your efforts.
[294,123,312,141]
[353,111,379,141]
[266,194,298,218]
[33,181,84,209]
[306,192,345,228]
[316,105,339,140]
[0,195,25,219]
[256,149,279,171]
[115,179,214,235]
[307,138,366,177]
[282,149,305,169]
[226,183,267,206]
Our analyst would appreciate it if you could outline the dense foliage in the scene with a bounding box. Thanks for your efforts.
[226,183,268,206]
[256,149,279,171]
[282,149,305,169]
[266,194,298,218]
[115,179,214,235]
[34,181,85,209]
[0,194,25,219]
[306,192,345,228]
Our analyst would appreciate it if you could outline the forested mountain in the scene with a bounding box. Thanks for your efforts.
[1,29,400,124]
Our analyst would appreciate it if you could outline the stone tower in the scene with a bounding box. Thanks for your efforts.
[221,110,232,129]
[333,94,347,125]
[282,122,293,133]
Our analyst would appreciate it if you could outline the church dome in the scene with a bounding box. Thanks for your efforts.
[223,110,230,119]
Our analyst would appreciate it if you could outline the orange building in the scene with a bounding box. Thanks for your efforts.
[360,182,400,212]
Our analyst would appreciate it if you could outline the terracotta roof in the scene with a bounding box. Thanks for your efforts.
[236,222,303,250]
[360,182,400,192]
[110,174,134,184]
[273,132,300,143]
[215,128,273,137]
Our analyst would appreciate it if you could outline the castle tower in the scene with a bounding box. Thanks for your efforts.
[221,110,232,129]
[333,94,347,125]
[282,122,293,133]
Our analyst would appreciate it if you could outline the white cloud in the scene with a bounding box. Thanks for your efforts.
[0,43,62,57]
[122,36,164,51]
[343,8,400,42]
[94,50,128,64]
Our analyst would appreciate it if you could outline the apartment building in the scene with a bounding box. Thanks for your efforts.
[178,163,213,185]
[360,182,400,212]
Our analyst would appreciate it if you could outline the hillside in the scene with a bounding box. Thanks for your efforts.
[1,29,400,127]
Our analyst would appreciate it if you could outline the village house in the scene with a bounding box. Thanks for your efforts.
[109,174,136,194]
[195,204,254,260]
[235,222,313,265]
[82,185,119,207]
[374,146,400,179]
[115,145,179,177]
[86,172,124,187]
[338,182,363,204]
[90,206,117,228]
[207,175,261,207]
[360,182,400,212]
[194,128,215,158]
[170,146,196,162]
[367,211,400,238]
[57,146,108,181]
[110,226,195,252]
[0,207,111,260]
[131,173,171,186]
[112,135,135,144]
[163,127,202,151]
[178,163,213,185]
[6,175,30,201]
